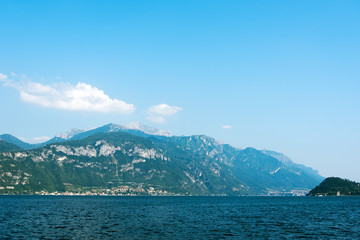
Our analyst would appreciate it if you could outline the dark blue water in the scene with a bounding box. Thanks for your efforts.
[0,196,359,239]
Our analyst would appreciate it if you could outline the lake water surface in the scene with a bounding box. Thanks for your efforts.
[0,196,359,239]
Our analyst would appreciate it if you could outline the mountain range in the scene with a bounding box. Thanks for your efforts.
[0,123,323,195]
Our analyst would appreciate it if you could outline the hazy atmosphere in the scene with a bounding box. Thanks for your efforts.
[1,1,359,182]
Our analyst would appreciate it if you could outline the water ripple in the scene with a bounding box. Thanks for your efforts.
[0,196,359,239]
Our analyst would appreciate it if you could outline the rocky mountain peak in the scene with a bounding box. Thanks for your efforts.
[124,122,172,137]
[55,128,86,140]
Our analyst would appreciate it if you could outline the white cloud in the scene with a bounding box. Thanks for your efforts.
[0,73,7,80]
[222,125,233,129]
[19,136,51,144]
[148,104,182,116]
[147,103,182,124]
[0,73,135,114]
[0,73,15,87]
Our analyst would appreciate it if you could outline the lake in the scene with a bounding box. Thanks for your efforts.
[0,196,359,239]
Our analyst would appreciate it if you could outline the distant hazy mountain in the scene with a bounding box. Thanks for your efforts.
[261,149,324,183]
[55,128,86,140]
[0,134,36,150]
[0,123,172,150]
[41,122,172,146]
[261,150,293,164]
[0,139,22,151]
[0,124,324,196]
[166,136,324,194]
[124,122,172,137]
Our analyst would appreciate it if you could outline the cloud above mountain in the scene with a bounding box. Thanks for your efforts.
[0,73,135,114]
[0,73,184,124]
[19,136,51,144]
[146,104,182,124]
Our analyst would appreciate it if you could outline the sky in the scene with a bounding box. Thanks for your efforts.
[0,0,359,182]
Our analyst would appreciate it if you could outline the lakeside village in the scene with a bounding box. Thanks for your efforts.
[1,184,176,196]
[0,184,310,196]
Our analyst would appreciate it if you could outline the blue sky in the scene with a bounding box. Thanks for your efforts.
[1,1,359,181]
